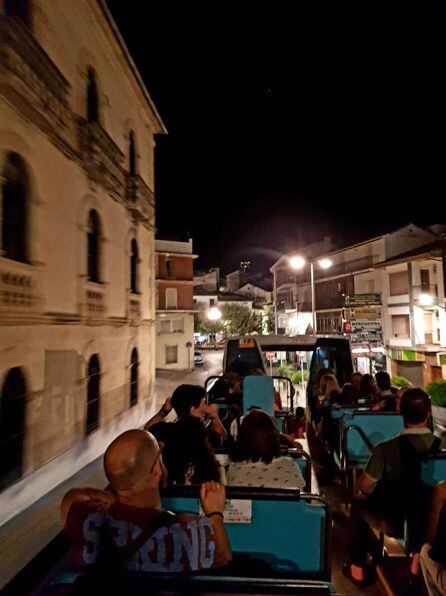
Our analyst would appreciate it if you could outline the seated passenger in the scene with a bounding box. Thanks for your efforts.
[61,430,232,573]
[350,372,363,400]
[292,406,306,438]
[421,482,446,596]
[145,384,227,446]
[344,389,440,587]
[358,373,378,402]
[372,371,396,411]
[319,373,340,408]
[227,410,305,490]
[338,383,358,405]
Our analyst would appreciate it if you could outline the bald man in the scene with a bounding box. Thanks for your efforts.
[61,430,232,573]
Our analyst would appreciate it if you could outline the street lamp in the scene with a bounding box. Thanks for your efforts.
[419,293,434,307]
[207,307,222,321]
[288,255,333,334]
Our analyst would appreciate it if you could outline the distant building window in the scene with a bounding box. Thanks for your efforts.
[129,348,138,407]
[2,152,28,262]
[5,0,31,26]
[389,271,408,296]
[166,259,174,279]
[87,67,99,123]
[166,288,178,309]
[130,239,138,293]
[209,298,215,306]
[171,318,184,332]
[160,317,183,334]
[160,320,171,334]
[420,269,430,291]
[166,345,178,364]
[129,131,136,175]
[86,354,100,435]
[391,314,410,338]
[0,367,26,490]
[87,210,101,282]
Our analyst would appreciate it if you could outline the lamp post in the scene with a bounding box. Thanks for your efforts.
[289,255,332,335]
[207,307,222,347]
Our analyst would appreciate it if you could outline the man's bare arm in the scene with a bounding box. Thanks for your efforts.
[144,397,172,431]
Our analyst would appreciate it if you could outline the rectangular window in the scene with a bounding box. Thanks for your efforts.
[160,320,171,334]
[171,318,184,332]
[166,345,178,364]
[389,271,408,296]
[391,314,410,338]
[420,269,430,290]
[166,259,174,279]
[209,298,215,306]
[166,288,178,309]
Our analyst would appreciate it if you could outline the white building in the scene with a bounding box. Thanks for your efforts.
[0,0,165,524]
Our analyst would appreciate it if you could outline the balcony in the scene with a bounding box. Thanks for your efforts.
[84,282,106,318]
[0,259,39,314]
[78,119,125,200]
[125,174,155,227]
[0,16,70,131]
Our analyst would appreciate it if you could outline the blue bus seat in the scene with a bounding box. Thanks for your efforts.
[243,375,274,415]
[421,452,446,485]
[341,412,404,470]
[161,486,329,579]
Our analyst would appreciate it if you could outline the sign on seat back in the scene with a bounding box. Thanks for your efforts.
[421,454,446,485]
[342,412,404,469]
[161,486,328,578]
[243,376,274,415]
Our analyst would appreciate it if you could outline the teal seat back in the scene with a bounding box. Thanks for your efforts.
[342,413,404,468]
[243,376,274,415]
[162,488,327,577]
[421,455,446,485]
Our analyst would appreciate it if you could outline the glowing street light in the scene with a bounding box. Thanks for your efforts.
[319,258,333,270]
[207,307,222,321]
[419,293,434,307]
[289,255,306,270]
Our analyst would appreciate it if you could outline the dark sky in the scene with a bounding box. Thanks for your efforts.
[107,1,446,273]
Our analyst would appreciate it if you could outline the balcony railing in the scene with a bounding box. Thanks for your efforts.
[126,174,155,227]
[85,282,106,317]
[78,119,125,200]
[0,260,38,312]
[0,16,70,131]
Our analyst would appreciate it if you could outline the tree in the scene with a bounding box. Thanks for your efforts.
[220,303,262,335]
[194,312,222,335]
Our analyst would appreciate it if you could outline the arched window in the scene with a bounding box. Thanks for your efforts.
[86,354,100,435]
[129,348,139,407]
[2,153,28,262]
[87,210,101,282]
[0,367,26,490]
[5,0,31,26]
[129,131,136,175]
[86,67,99,123]
[130,239,138,293]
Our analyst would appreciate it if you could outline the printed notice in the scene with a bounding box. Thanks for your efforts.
[223,499,252,523]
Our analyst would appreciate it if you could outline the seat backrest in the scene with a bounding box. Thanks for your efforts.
[161,486,328,578]
[421,453,446,485]
[342,412,404,468]
[243,375,274,415]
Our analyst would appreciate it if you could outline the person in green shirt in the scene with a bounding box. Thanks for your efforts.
[344,388,439,587]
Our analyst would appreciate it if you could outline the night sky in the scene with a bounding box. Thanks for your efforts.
[107,1,446,273]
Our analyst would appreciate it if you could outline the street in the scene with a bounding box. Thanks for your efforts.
[0,351,223,588]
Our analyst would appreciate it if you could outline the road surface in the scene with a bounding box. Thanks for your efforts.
[0,350,223,588]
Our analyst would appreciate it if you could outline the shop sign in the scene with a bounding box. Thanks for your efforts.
[344,293,382,307]
[391,349,426,362]
[265,351,275,361]
[350,319,383,345]
[351,307,381,320]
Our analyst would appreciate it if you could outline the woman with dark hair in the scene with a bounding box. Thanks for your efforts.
[359,374,378,402]
[161,417,222,485]
[227,410,305,489]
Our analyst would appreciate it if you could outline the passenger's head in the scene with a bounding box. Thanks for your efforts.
[236,410,281,464]
[320,373,340,398]
[375,371,391,392]
[400,388,431,427]
[295,406,305,419]
[340,383,358,404]
[316,368,332,387]
[171,384,206,420]
[350,372,363,394]
[104,430,165,494]
[360,374,378,399]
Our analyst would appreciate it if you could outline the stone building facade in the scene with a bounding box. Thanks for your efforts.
[0,0,165,524]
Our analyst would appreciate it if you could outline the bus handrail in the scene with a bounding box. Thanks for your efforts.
[341,424,373,472]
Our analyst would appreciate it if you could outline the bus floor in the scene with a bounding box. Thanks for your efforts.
[306,424,428,596]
